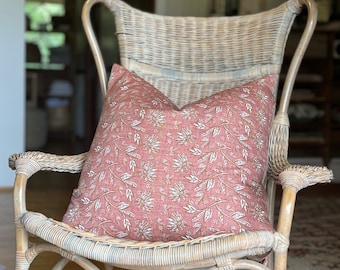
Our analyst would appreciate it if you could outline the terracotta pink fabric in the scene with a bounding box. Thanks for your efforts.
[63,64,277,241]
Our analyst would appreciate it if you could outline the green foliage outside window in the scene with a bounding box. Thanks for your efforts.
[25,1,65,65]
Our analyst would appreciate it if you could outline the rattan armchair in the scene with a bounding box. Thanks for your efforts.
[9,0,333,269]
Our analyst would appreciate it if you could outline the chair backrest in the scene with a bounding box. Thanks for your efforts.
[82,0,316,110]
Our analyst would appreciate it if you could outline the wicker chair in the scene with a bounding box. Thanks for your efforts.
[9,0,333,269]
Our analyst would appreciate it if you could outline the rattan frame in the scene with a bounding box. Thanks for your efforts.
[9,0,333,269]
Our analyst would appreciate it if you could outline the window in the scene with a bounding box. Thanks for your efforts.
[25,1,65,66]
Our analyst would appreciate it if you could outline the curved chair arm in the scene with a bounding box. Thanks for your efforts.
[82,0,109,97]
[9,151,87,219]
[278,0,318,115]
[267,0,318,187]
[9,151,87,177]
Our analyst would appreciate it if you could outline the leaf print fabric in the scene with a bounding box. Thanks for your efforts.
[63,64,277,241]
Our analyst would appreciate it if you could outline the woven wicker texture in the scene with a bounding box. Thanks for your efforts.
[8,0,333,269]
[109,0,298,108]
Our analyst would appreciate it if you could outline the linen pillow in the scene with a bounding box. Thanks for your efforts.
[63,64,277,241]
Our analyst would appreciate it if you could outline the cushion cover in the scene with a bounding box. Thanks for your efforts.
[63,64,277,241]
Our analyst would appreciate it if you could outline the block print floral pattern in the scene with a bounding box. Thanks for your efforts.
[63,64,277,241]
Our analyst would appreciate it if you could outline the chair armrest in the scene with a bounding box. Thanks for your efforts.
[274,163,333,267]
[9,151,87,178]
[9,151,87,218]
[268,113,333,190]
[279,164,333,192]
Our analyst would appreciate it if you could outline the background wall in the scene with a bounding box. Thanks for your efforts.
[238,0,285,15]
[0,0,25,188]
[155,0,211,16]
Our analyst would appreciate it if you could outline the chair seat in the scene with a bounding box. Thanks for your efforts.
[21,211,277,269]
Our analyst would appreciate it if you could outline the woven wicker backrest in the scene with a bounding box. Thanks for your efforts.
[82,0,310,109]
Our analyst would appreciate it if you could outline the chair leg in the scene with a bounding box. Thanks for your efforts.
[15,226,31,270]
[274,187,297,270]
[15,251,31,270]
[274,252,288,270]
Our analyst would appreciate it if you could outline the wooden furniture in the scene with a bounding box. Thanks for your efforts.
[8,0,333,269]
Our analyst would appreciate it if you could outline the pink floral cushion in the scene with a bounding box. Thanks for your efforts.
[63,64,277,241]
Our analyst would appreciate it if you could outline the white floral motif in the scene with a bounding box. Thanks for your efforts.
[136,191,154,212]
[245,102,253,112]
[177,127,195,145]
[143,134,161,153]
[250,181,263,197]
[117,75,129,87]
[173,154,191,172]
[255,110,268,126]
[256,90,269,104]
[167,212,187,232]
[169,182,189,202]
[65,207,80,222]
[148,110,166,127]
[251,203,266,223]
[181,107,198,120]
[139,161,157,182]
[253,132,265,150]
[193,121,206,130]
[135,220,153,240]
[252,157,263,174]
